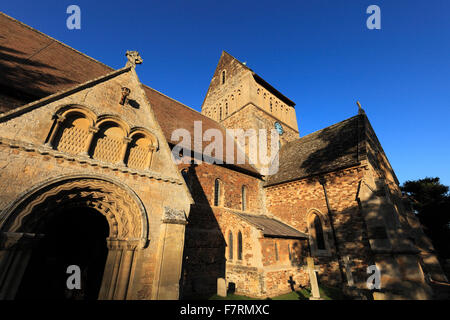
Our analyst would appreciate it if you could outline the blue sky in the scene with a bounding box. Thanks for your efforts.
[2,0,450,186]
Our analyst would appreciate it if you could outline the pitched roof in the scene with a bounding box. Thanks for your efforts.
[144,85,259,174]
[232,212,308,239]
[0,12,258,175]
[222,51,295,107]
[0,12,114,111]
[265,115,366,186]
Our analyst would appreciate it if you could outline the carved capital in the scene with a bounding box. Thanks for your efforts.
[162,207,187,225]
[56,114,66,123]
[0,232,44,250]
[123,136,132,144]
[106,238,143,251]
[88,126,99,133]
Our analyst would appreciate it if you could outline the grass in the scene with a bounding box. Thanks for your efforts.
[208,285,349,300]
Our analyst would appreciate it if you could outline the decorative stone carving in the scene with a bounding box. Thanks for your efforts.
[163,207,187,225]
[125,51,143,67]
[1,178,148,243]
[120,87,131,105]
[0,232,44,250]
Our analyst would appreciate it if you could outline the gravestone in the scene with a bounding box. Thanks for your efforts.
[305,257,322,300]
[343,256,355,287]
[217,278,227,297]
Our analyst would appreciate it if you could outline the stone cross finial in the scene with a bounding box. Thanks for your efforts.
[125,51,143,67]
[357,101,366,115]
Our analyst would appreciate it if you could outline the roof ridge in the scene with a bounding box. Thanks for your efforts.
[0,66,131,120]
[143,84,203,115]
[222,50,253,72]
[222,51,295,107]
[296,114,361,141]
[280,114,361,152]
[0,11,115,72]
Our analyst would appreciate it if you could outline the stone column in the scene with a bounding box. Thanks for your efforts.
[80,126,98,157]
[44,114,65,148]
[151,207,188,300]
[118,137,132,166]
[145,146,156,169]
[98,238,140,300]
[0,232,44,300]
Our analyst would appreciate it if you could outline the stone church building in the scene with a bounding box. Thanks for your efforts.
[0,13,447,300]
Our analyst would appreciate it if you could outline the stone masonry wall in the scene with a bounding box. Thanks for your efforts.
[264,165,374,289]
[0,68,192,300]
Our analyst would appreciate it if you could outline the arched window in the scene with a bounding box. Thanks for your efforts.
[307,211,330,256]
[91,120,127,164]
[54,113,91,155]
[241,185,247,211]
[125,130,157,170]
[48,107,97,156]
[214,178,221,206]
[237,231,243,260]
[228,231,233,260]
[221,70,226,84]
[313,214,326,250]
[219,105,222,120]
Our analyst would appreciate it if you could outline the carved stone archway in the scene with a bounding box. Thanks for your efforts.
[0,175,149,300]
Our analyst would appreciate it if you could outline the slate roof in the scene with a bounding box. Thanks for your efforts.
[265,115,366,187]
[232,212,308,239]
[0,12,258,175]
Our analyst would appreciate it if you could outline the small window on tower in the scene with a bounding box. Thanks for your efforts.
[214,178,222,206]
[221,70,226,84]
[241,185,247,211]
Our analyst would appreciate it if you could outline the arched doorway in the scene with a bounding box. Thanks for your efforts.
[0,176,149,300]
[15,206,109,300]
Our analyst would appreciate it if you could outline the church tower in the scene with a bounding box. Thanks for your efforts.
[201,51,300,173]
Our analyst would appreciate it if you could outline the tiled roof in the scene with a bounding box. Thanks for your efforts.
[232,212,308,239]
[0,12,114,111]
[0,12,258,175]
[265,115,366,186]
[144,85,259,174]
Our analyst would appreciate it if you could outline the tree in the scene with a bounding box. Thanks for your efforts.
[401,177,450,259]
